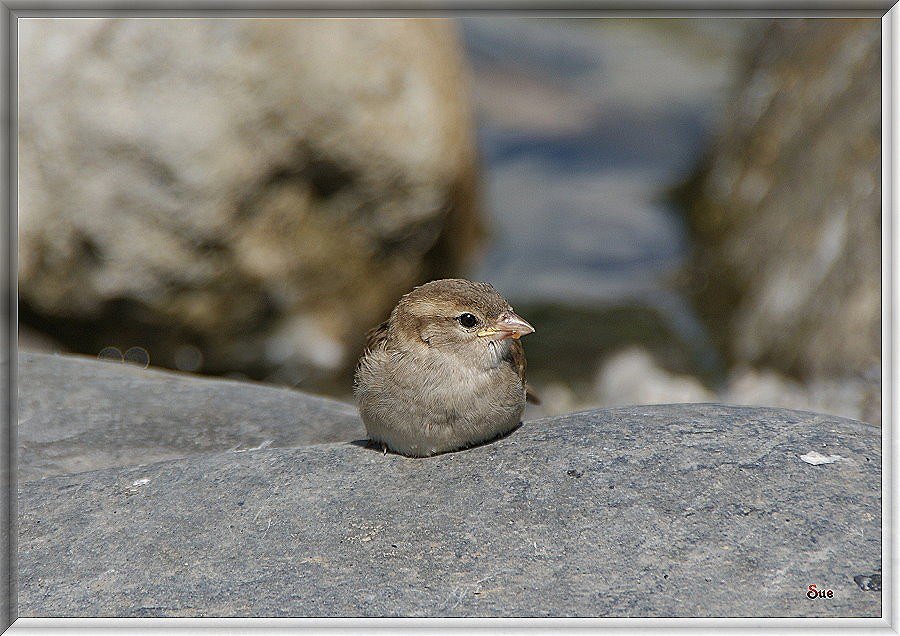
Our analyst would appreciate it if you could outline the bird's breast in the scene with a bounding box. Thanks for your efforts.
[415,348,523,412]
[355,343,526,456]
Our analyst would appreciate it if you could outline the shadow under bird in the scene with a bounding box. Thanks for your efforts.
[354,278,537,457]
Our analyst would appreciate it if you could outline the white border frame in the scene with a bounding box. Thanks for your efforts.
[3,5,895,632]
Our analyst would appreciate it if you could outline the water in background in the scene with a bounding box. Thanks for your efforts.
[459,18,751,402]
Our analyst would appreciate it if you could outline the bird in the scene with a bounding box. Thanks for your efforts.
[354,278,536,458]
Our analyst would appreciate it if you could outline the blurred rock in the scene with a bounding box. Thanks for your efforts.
[18,19,481,390]
[724,366,881,426]
[723,366,810,411]
[18,326,64,354]
[592,347,880,425]
[594,346,715,407]
[683,19,880,381]
[523,381,581,420]
[18,352,362,481]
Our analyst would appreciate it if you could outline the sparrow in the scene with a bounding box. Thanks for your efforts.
[354,278,536,457]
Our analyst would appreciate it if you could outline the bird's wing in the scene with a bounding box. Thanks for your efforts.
[510,338,527,379]
[510,339,540,404]
[364,319,390,352]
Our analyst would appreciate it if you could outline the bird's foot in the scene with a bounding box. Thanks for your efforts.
[364,439,389,455]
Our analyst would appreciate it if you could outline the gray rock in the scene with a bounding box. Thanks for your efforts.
[684,19,880,381]
[18,352,361,481]
[18,403,880,617]
[18,18,481,389]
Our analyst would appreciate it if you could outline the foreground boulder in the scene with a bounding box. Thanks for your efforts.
[19,403,880,617]
[18,352,361,481]
[18,18,480,389]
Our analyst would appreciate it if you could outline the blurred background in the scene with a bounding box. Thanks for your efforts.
[17,18,882,424]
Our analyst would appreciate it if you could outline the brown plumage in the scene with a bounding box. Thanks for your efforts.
[354,279,536,457]
[364,319,538,403]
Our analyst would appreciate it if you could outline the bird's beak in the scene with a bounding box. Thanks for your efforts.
[477,311,535,341]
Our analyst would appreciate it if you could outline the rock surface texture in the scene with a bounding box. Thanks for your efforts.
[684,19,880,382]
[18,352,361,481]
[18,18,480,389]
[18,355,881,618]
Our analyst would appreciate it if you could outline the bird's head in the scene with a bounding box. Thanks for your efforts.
[390,279,534,364]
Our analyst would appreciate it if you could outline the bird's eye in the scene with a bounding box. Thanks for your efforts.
[457,313,479,329]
